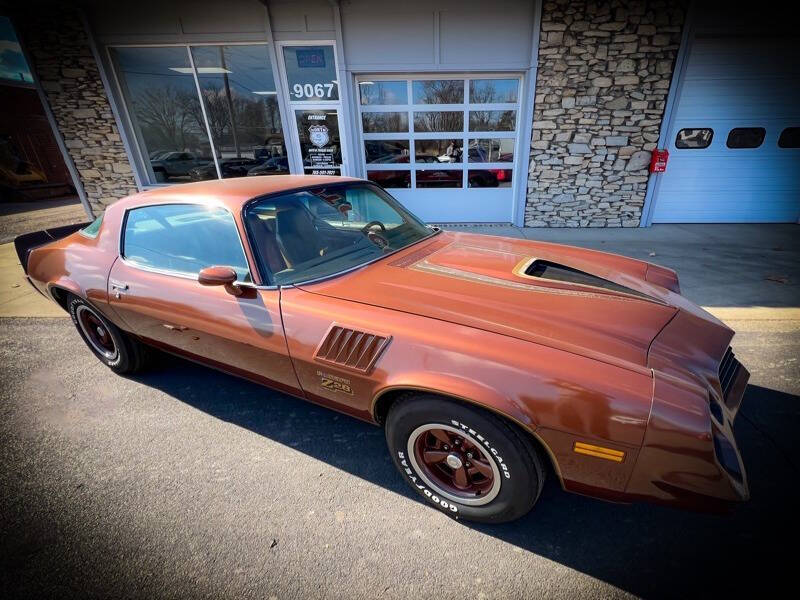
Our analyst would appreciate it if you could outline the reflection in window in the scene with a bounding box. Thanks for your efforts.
[110,46,214,184]
[469,169,512,188]
[416,169,462,188]
[364,140,410,164]
[415,139,462,163]
[191,45,286,179]
[362,112,409,133]
[469,111,516,132]
[726,127,765,149]
[123,204,250,280]
[468,139,514,162]
[282,46,339,101]
[0,17,33,84]
[359,80,407,105]
[412,80,464,104]
[367,170,410,188]
[778,127,800,148]
[469,79,518,104]
[675,128,713,149]
[414,111,463,132]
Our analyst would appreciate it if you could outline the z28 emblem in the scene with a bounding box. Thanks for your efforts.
[317,370,353,395]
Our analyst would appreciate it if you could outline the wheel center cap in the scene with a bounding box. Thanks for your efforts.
[445,453,463,469]
[96,326,105,337]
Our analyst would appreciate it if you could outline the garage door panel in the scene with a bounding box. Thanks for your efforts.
[653,34,800,223]
[686,38,799,79]
[653,191,800,223]
[357,74,521,223]
[660,157,800,192]
[675,83,800,119]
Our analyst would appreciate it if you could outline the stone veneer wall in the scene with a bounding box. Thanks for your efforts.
[526,0,686,227]
[14,6,138,216]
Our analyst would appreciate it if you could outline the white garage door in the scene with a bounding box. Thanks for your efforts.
[653,35,800,223]
[356,76,521,223]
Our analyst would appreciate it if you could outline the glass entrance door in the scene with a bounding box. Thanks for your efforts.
[279,43,347,177]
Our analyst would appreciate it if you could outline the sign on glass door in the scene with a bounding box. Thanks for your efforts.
[295,110,342,175]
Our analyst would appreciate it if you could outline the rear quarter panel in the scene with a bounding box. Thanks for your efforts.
[26,210,122,325]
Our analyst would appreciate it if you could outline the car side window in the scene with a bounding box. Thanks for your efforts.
[122,204,251,282]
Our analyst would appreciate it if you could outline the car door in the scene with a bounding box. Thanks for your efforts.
[108,202,301,394]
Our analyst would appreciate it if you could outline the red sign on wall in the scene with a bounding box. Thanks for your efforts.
[650,148,669,173]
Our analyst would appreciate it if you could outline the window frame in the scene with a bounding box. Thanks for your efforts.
[118,201,255,285]
[356,74,522,189]
[106,42,289,188]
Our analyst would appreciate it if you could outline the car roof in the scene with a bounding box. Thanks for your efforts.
[113,175,362,212]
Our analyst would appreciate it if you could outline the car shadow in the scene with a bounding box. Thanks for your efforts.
[132,355,799,599]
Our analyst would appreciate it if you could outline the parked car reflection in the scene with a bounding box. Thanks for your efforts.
[247,156,290,176]
[189,158,263,181]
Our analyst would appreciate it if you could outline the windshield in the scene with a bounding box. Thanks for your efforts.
[243,182,433,285]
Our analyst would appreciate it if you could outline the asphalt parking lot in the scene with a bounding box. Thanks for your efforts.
[1,224,799,599]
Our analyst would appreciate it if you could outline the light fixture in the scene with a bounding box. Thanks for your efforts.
[169,67,232,74]
[253,91,278,95]
[358,81,374,85]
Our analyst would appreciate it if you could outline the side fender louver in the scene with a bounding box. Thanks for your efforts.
[314,325,391,373]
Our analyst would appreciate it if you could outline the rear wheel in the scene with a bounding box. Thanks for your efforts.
[68,294,148,374]
[386,394,544,523]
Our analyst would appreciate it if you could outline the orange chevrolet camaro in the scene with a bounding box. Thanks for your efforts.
[15,176,750,522]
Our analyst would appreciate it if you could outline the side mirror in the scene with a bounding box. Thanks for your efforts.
[197,266,242,296]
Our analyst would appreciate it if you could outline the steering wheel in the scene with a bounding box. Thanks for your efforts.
[361,220,386,233]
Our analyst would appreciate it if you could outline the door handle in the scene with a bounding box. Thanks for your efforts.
[110,280,128,299]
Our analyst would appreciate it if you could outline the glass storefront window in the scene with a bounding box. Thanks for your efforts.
[362,112,409,133]
[469,79,519,103]
[191,45,286,179]
[469,111,516,131]
[282,46,339,102]
[412,80,464,104]
[415,139,462,163]
[468,139,514,162]
[110,46,214,184]
[359,80,407,105]
[364,140,410,164]
[416,169,462,188]
[469,168,512,188]
[413,111,463,132]
[111,44,286,185]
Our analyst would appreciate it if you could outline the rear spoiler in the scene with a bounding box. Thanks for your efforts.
[14,222,89,273]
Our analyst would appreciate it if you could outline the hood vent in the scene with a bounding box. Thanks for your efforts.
[315,325,391,373]
[521,259,652,300]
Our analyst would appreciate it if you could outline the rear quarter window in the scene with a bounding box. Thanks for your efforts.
[79,213,104,238]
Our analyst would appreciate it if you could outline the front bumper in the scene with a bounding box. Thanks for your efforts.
[625,366,750,510]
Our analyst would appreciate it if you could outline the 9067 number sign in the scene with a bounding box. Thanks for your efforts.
[292,83,336,100]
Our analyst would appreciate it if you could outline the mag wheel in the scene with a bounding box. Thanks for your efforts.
[386,394,545,523]
[68,294,148,374]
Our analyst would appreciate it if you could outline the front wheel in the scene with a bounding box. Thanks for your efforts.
[386,394,545,523]
[68,294,148,374]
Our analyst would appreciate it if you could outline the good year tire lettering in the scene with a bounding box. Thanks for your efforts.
[398,451,458,513]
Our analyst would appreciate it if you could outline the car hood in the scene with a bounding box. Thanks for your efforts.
[298,231,725,371]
